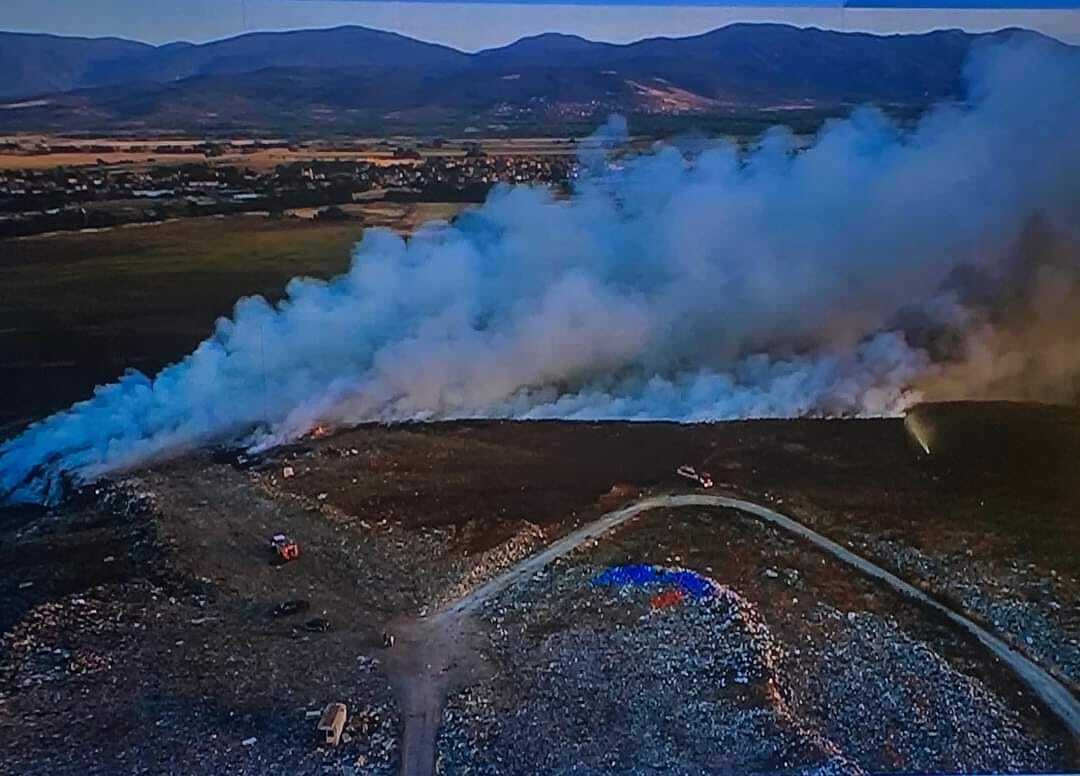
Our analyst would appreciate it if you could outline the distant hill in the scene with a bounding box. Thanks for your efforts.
[0,32,153,99]
[0,27,467,99]
[79,26,469,89]
[0,24,1066,134]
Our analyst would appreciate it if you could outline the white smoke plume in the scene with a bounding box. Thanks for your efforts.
[2,38,1078,504]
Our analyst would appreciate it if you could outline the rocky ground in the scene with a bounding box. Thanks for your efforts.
[0,481,403,775]
[852,533,1080,685]
[1,404,1078,773]
[0,580,402,775]
[437,509,1067,774]
[439,564,855,775]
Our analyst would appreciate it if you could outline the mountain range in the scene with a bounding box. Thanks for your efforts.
[0,24,1066,134]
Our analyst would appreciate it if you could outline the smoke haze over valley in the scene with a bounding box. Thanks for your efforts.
[2,37,1079,505]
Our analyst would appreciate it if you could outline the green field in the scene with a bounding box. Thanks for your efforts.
[0,215,366,434]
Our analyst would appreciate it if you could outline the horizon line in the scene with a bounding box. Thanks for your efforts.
[0,16,1066,49]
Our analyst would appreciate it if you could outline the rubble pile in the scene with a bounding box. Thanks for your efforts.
[441,521,547,605]
[436,551,1066,774]
[437,564,852,774]
[334,701,399,775]
[91,478,159,519]
[857,535,1080,682]
[0,588,132,690]
[789,607,1062,773]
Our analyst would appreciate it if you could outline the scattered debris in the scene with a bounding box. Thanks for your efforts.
[270,533,300,564]
[211,447,264,470]
[649,589,685,610]
[441,564,857,773]
[5,416,1076,776]
[382,632,395,649]
[317,703,348,748]
[439,555,1063,774]
[271,600,311,618]
[855,534,1080,682]
[282,466,295,479]
[675,465,714,489]
[303,617,332,633]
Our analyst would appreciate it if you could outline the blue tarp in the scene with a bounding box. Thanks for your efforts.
[592,564,716,599]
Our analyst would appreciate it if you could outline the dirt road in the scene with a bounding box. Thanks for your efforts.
[381,614,490,776]
[388,493,1080,775]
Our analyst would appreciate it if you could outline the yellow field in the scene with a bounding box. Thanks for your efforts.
[0,134,579,170]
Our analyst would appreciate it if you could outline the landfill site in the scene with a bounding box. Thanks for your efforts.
[1,401,1079,775]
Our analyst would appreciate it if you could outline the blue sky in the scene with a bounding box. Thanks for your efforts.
[2,0,1077,47]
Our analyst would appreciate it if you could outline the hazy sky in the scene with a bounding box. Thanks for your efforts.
[2,0,1078,48]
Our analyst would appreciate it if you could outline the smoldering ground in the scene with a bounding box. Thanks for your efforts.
[2,36,1078,505]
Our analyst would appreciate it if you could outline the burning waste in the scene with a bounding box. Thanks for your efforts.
[2,39,1079,505]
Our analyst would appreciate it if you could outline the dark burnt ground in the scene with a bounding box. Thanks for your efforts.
[275,402,1080,574]
[0,402,1077,773]
[0,498,158,637]
[0,469,402,775]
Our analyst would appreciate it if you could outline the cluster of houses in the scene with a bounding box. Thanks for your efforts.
[0,150,574,238]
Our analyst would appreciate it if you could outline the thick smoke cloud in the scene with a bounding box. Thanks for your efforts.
[2,38,1078,504]
[913,219,1080,404]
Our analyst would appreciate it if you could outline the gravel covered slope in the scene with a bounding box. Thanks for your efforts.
[436,550,1065,774]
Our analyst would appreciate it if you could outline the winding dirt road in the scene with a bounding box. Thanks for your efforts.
[388,494,1080,775]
